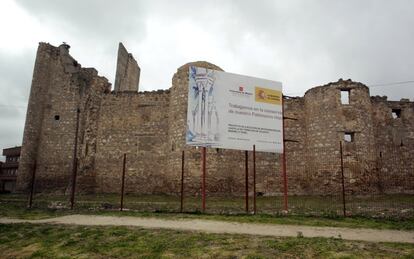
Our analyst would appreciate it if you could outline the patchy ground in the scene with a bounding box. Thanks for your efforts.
[1,223,414,259]
[1,193,414,232]
[2,214,414,244]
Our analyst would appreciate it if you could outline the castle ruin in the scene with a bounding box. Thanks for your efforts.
[16,42,414,196]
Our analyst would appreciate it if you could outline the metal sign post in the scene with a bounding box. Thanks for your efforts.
[253,145,256,214]
[281,97,288,211]
[202,147,206,212]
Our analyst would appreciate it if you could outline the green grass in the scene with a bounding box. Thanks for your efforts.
[0,223,413,258]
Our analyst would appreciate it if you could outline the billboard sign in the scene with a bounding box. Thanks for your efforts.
[186,66,283,153]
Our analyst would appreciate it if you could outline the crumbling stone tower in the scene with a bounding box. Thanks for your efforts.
[301,81,376,193]
[17,43,111,192]
[114,42,140,92]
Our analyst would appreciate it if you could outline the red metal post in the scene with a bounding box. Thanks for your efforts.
[70,108,80,210]
[339,141,347,217]
[253,145,256,215]
[202,146,206,213]
[180,150,185,213]
[120,153,126,211]
[245,150,249,213]
[281,96,288,211]
[28,160,37,208]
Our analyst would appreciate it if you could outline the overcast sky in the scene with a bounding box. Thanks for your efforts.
[1,0,414,156]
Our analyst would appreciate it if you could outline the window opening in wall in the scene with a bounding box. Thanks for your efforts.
[400,140,404,147]
[344,132,354,142]
[392,109,401,119]
[340,89,350,104]
[54,115,60,121]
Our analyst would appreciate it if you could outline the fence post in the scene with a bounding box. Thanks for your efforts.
[28,161,37,208]
[253,145,256,215]
[180,150,185,213]
[340,141,347,217]
[245,150,249,213]
[70,158,78,210]
[120,153,126,211]
[70,108,80,210]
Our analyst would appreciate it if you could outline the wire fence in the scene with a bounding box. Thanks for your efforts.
[2,192,413,219]
[1,142,413,219]
[285,141,414,219]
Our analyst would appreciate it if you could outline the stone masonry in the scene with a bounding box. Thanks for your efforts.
[16,42,414,196]
[114,43,140,92]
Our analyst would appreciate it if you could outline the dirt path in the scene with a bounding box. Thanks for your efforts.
[1,215,413,244]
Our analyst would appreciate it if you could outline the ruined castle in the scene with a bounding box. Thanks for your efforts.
[16,42,414,196]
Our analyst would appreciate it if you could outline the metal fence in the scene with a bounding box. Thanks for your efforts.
[284,141,414,219]
[1,142,413,219]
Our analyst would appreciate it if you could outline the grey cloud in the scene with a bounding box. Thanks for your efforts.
[0,50,34,104]
[0,50,32,149]
[1,0,414,151]
[14,0,414,100]
[197,0,403,101]
[0,118,24,148]
[0,105,25,149]
[15,0,149,42]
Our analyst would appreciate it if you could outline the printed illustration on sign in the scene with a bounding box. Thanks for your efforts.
[186,66,220,145]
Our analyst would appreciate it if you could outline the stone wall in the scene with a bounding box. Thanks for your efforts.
[93,90,171,193]
[16,42,414,196]
[371,97,414,193]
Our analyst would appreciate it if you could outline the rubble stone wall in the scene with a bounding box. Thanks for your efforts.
[16,43,414,196]
[371,97,414,193]
[93,90,171,193]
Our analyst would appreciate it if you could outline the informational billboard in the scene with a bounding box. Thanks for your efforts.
[186,66,283,153]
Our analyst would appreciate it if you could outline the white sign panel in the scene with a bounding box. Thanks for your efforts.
[186,66,283,153]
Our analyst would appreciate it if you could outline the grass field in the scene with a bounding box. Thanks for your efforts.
[1,193,414,230]
[1,223,413,258]
[1,193,414,258]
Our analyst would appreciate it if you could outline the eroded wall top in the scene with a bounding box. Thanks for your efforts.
[114,42,140,92]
